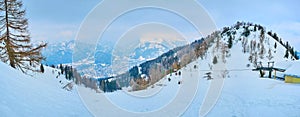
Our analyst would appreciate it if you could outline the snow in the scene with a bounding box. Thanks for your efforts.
[0,62,91,116]
[138,56,146,61]
[100,63,106,67]
[77,25,300,116]
[275,61,295,78]
[2,23,300,116]
[78,58,300,117]
[77,63,197,116]
[285,62,300,76]
[204,71,300,117]
[183,26,300,116]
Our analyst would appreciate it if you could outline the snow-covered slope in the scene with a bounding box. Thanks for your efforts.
[78,57,300,117]
[76,22,300,117]
[0,62,91,116]
[3,22,300,117]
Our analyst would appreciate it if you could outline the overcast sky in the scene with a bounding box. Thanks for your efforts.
[23,0,300,50]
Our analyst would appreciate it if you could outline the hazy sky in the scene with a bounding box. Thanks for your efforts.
[23,0,300,49]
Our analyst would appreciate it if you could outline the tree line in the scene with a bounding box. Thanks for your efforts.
[267,31,299,60]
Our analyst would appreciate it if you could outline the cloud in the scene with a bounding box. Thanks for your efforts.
[59,30,75,39]
[28,21,78,43]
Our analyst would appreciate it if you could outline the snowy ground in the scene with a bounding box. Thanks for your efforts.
[1,58,300,116]
[0,62,92,117]
[183,67,300,117]
[205,71,300,117]
[77,59,300,117]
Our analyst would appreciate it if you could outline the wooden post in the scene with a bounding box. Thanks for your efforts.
[269,70,272,78]
[260,70,264,77]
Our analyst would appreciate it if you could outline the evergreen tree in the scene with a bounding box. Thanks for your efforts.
[40,63,44,73]
[68,66,73,80]
[0,0,46,72]
[65,66,68,80]
[274,42,277,49]
[59,64,63,74]
[290,47,294,57]
[273,33,278,40]
[284,49,289,58]
[267,31,272,36]
[228,35,233,49]
[242,27,250,37]
[213,56,218,64]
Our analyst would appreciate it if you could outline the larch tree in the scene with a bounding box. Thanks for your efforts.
[0,0,46,73]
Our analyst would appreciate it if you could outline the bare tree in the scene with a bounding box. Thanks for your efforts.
[267,48,273,60]
[149,64,163,85]
[0,0,46,72]
[180,48,195,67]
[221,43,228,63]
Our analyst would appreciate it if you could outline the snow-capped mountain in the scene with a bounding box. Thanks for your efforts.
[130,38,186,61]
[42,40,75,65]
[43,38,185,78]
[130,42,170,61]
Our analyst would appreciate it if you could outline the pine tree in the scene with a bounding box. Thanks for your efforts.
[0,0,46,72]
[59,64,63,74]
[68,66,73,80]
[284,49,289,58]
[40,63,44,73]
[213,56,218,64]
[273,33,278,40]
[228,35,233,49]
[65,66,68,80]
[290,47,294,57]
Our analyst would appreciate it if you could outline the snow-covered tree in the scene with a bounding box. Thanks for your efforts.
[0,0,46,72]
